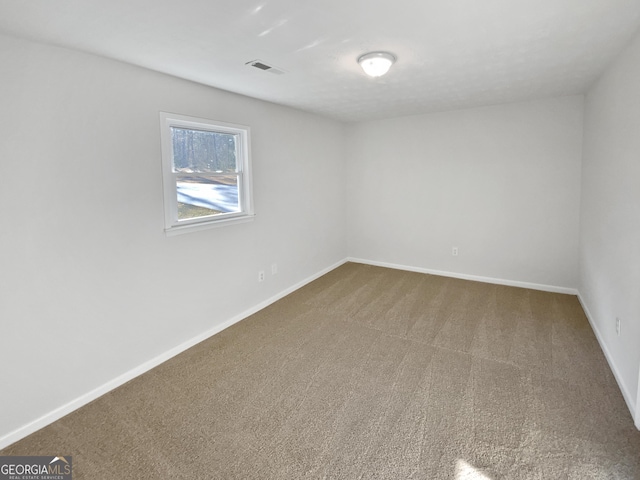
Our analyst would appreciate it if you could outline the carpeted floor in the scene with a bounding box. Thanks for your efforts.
[2,263,640,479]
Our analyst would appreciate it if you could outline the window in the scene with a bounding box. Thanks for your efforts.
[159,113,254,235]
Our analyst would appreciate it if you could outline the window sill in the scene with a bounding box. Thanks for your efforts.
[164,214,255,236]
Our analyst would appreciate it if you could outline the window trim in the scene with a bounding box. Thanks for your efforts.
[159,112,254,236]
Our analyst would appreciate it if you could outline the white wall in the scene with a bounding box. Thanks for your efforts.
[579,30,640,425]
[346,97,584,290]
[0,33,347,444]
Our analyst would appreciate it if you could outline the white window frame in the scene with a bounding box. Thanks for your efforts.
[159,112,254,235]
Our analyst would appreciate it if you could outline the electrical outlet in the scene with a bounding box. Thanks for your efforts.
[452,246,458,256]
[258,271,265,282]
[271,263,278,275]
[616,317,621,336]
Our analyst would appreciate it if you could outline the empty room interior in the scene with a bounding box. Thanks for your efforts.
[1,0,640,478]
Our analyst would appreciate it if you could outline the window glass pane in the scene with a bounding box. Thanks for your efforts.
[176,175,240,220]
[171,127,237,173]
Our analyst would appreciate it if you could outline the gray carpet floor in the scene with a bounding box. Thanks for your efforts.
[2,262,640,479]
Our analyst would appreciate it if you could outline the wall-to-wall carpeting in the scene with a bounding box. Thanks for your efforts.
[2,263,639,478]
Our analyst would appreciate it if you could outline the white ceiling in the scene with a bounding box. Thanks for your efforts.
[1,0,639,122]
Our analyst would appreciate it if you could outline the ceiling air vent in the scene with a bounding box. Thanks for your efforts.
[245,60,285,75]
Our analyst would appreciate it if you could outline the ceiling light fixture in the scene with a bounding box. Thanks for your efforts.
[357,51,396,77]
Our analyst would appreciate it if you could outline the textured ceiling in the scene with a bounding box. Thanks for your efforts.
[1,0,639,122]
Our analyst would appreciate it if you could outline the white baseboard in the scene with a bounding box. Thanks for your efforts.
[577,294,638,429]
[347,257,578,295]
[0,258,348,451]
[6,258,633,449]
[637,368,640,430]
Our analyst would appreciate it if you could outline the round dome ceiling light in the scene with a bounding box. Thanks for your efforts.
[357,52,396,77]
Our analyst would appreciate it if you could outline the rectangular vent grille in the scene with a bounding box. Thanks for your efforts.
[245,60,285,75]
[252,62,271,70]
